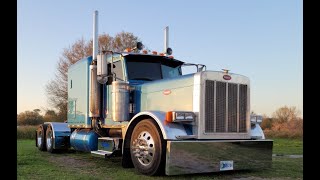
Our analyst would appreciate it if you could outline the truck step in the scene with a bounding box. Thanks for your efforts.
[91,150,113,158]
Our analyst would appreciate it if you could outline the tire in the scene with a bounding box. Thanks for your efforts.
[36,124,47,151]
[46,124,55,153]
[130,119,166,176]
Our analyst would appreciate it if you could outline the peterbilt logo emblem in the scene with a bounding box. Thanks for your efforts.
[163,89,171,95]
[223,75,231,80]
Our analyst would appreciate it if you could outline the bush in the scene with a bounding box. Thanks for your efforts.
[261,117,273,130]
[17,110,44,126]
[17,125,38,139]
[264,119,303,139]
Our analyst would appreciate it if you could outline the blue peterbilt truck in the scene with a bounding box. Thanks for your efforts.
[35,11,273,176]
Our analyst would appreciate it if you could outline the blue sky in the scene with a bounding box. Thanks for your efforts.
[17,0,302,117]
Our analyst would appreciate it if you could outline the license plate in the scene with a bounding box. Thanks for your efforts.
[220,160,233,171]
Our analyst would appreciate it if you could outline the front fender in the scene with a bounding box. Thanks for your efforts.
[250,123,265,139]
[121,111,189,168]
[125,111,188,140]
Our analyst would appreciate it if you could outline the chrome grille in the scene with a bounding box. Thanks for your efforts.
[228,83,238,132]
[216,82,226,132]
[205,81,215,132]
[205,80,248,133]
[239,84,247,132]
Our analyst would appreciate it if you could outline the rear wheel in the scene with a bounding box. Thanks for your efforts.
[46,125,55,153]
[130,119,166,176]
[36,124,47,151]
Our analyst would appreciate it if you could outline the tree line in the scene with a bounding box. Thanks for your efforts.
[18,105,303,136]
[17,109,63,126]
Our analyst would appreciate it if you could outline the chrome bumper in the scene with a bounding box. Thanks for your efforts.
[165,139,273,175]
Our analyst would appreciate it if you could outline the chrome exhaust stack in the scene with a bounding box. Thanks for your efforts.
[89,10,100,117]
[93,10,98,61]
[164,26,169,53]
[164,26,172,55]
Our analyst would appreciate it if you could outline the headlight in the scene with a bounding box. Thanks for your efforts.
[166,111,195,122]
[250,115,263,124]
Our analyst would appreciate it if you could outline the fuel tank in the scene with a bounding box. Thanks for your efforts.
[70,129,98,152]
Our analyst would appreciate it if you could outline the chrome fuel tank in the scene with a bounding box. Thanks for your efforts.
[112,81,129,121]
[70,129,98,152]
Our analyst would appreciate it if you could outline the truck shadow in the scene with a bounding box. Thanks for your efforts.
[53,149,260,178]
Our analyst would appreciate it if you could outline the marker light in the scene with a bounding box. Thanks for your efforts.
[142,50,148,54]
[152,51,157,55]
[159,53,165,56]
[168,56,174,59]
[166,47,172,55]
[166,111,173,122]
[125,48,132,52]
[136,42,143,50]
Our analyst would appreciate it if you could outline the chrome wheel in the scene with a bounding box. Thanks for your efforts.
[37,135,42,147]
[46,125,55,153]
[132,131,155,166]
[130,119,166,175]
[46,132,52,149]
[36,124,47,151]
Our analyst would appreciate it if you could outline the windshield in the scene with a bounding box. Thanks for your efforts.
[125,55,183,81]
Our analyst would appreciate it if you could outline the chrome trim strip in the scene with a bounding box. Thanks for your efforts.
[193,72,202,136]
[175,135,198,139]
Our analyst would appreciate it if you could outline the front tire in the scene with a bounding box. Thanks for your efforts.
[130,119,166,176]
[36,124,47,151]
[46,125,55,153]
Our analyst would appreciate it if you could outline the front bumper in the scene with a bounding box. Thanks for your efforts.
[165,139,273,175]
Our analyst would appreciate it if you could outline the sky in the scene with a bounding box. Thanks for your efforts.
[17,0,302,117]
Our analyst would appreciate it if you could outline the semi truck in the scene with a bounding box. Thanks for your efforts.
[35,11,273,176]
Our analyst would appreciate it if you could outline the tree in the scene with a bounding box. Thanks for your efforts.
[272,106,301,123]
[43,109,59,122]
[17,110,44,126]
[45,32,141,121]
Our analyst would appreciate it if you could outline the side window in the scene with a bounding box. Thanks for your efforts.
[112,60,124,81]
[162,65,181,79]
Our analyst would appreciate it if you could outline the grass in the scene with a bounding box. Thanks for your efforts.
[272,138,303,155]
[17,138,303,179]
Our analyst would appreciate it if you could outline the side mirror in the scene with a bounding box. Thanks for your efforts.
[198,65,206,72]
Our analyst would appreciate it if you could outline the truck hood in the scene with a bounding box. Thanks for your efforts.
[137,73,196,112]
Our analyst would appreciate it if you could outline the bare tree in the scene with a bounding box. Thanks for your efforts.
[113,31,139,51]
[45,32,141,121]
[272,106,301,123]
